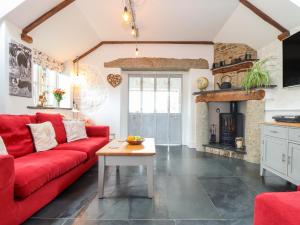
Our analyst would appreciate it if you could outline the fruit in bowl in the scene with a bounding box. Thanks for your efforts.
[126,136,144,145]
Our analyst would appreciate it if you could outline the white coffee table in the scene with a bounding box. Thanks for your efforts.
[96,138,156,198]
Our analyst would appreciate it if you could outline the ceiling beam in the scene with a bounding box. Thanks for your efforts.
[21,0,76,44]
[73,41,214,63]
[239,0,290,41]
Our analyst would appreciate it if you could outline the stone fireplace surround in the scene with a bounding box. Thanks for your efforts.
[195,95,265,164]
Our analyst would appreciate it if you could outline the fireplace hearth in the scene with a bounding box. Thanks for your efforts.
[219,101,244,147]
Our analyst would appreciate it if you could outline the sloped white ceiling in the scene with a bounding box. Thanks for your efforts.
[76,0,239,41]
[5,0,62,28]
[3,0,300,61]
[214,0,300,49]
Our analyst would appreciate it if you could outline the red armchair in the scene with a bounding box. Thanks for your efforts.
[254,188,300,225]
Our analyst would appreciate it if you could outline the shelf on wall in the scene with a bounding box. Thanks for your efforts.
[212,59,258,75]
[27,106,72,110]
[192,85,277,96]
[194,89,266,103]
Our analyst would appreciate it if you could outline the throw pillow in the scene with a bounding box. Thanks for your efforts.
[28,122,58,152]
[63,120,88,142]
[36,113,67,144]
[0,137,8,155]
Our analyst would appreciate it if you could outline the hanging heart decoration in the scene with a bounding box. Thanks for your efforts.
[107,74,122,87]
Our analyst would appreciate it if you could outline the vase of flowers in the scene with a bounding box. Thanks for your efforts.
[53,88,65,107]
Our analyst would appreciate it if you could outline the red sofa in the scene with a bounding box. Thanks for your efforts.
[254,187,300,225]
[0,113,109,225]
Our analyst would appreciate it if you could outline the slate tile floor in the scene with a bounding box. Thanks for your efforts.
[24,146,295,225]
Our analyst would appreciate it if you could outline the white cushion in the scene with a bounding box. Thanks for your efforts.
[28,122,58,152]
[63,120,87,142]
[0,137,8,155]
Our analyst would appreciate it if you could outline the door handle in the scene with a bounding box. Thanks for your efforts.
[270,130,278,134]
[288,156,291,165]
[282,154,286,162]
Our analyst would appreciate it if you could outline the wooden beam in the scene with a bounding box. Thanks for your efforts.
[278,31,290,41]
[21,0,76,43]
[73,41,214,63]
[195,89,265,103]
[21,33,33,44]
[239,0,290,41]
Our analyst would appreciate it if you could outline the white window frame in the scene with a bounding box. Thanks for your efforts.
[32,64,72,108]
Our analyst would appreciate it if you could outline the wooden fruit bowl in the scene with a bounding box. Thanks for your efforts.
[126,139,144,145]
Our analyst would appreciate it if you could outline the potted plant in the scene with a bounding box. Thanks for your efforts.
[53,88,66,107]
[241,58,270,91]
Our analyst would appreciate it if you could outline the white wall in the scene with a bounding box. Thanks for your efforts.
[1,20,33,114]
[80,44,214,147]
[258,26,300,121]
[0,19,6,112]
[0,20,75,117]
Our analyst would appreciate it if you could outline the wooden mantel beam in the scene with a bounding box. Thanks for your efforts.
[239,0,290,41]
[21,0,76,43]
[73,40,214,63]
[195,89,265,103]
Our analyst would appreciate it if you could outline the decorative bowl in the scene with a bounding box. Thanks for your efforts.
[126,138,144,145]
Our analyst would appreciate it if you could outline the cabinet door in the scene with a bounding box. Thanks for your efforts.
[288,143,300,183]
[263,136,288,175]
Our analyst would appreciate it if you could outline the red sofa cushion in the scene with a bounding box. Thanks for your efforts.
[36,113,67,144]
[53,137,108,159]
[254,191,300,225]
[0,115,35,158]
[14,150,87,199]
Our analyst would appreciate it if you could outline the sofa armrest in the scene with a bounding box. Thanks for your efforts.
[0,155,16,224]
[86,126,110,138]
[254,192,300,225]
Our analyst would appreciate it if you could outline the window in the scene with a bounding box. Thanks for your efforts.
[290,0,300,7]
[33,64,72,108]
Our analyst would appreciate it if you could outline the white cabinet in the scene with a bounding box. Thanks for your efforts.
[263,136,287,176]
[261,124,300,185]
[288,143,300,182]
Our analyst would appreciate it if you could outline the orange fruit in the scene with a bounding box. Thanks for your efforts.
[127,136,135,141]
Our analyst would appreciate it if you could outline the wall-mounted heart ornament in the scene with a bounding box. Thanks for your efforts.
[107,74,122,88]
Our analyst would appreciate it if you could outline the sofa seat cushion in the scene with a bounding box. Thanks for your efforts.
[36,113,67,144]
[0,115,35,158]
[14,150,87,199]
[53,137,108,159]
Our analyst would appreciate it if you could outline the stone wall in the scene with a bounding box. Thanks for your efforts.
[214,43,257,90]
[196,102,209,151]
[244,100,265,163]
[214,43,257,64]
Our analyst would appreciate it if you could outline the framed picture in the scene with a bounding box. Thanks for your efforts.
[9,41,32,98]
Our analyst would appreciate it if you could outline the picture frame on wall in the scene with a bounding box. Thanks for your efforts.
[9,40,32,98]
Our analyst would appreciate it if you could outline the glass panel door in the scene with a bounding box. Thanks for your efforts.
[155,76,169,145]
[128,76,142,136]
[128,74,182,145]
[169,76,182,145]
[141,76,155,138]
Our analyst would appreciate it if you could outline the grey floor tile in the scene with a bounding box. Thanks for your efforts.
[22,218,67,225]
[161,176,221,219]
[130,220,175,225]
[175,219,253,225]
[199,177,256,219]
[64,219,129,225]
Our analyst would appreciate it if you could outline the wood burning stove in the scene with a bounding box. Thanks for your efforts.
[219,102,244,146]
